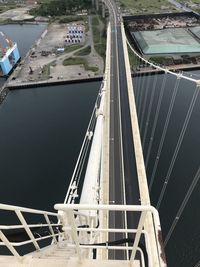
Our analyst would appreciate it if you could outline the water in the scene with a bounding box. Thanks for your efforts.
[0,24,100,257]
[0,82,100,212]
[1,23,200,266]
[134,70,200,267]
[0,24,46,87]
[0,24,46,57]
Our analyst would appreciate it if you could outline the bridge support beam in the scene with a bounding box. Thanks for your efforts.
[121,23,166,267]
[98,22,111,261]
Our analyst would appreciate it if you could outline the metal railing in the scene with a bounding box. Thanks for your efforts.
[0,203,166,267]
[55,203,166,267]
[0,203,61,261]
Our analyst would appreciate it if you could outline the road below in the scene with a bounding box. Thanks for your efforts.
[107,0,140,260]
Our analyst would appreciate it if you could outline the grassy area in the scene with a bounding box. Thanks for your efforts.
[92,15,106,59]
[94,44,106,58]
[149,56,167,64]
[92,16,99,26]
[149,56,174,65]
[29,0,91,17]
[128,46,138,68]
[64,44,84,53]
[119,0,176,14]
[63,57,99,72]
[0,4,17,14]
[74,45,91,56]
[58,15,88,24]
[92,25,101,44]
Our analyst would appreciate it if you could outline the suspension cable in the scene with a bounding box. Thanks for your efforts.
[164,165,200,246]
[138,65,147,122]
[134,69,140,104]
[64,87,103,204]
[149,75,181,191]
[145,72,167,168]
[156,83,200,209]
[142,72,158,150]
[76,139,92,188]
[140,71,151,138]
[193,259,200,267]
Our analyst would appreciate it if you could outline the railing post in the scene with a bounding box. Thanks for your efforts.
[15,210,40,250]
[66,209,82,261]
[130,211,147,264]
[44,213,58,244]
[0,230,21,261]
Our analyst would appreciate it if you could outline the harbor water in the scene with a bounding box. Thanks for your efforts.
[0,82,100,211]
[0,24,47,87]
[0,23,100,212]
[134,70,200,267]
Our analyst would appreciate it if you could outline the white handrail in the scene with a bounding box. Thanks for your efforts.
[0,203,57,216]
[55,203,164,267]
[0,203,61,260]
[0,223,60,230]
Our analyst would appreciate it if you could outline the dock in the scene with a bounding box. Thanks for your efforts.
[7,76,103,90]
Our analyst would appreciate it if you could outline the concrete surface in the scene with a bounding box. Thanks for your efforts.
[8,18,104,87]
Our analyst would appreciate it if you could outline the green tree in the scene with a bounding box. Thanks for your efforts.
[30,0,91,17]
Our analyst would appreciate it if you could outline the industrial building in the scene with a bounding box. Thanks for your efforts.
[132,27,200,56]
[124,12,200,66]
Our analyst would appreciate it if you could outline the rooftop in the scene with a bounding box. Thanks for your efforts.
[132,28,200,54]
[190,26,200,38]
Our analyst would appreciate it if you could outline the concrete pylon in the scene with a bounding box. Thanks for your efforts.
[92,0,95,7]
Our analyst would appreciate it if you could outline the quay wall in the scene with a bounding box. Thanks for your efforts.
[0,76,102,104]
[7,76,103,90]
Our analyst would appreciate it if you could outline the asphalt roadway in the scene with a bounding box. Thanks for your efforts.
[107,0,140,260]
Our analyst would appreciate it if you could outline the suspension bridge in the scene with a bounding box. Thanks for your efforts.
[1,0,200,266]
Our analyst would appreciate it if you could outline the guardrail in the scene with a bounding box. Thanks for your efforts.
[0,203,166,267]
[0,203,61,261]
[55,203,166,267]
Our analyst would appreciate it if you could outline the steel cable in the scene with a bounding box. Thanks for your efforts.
[149,76,181,192]
[140,69,151,141]
[64,87,103,203]
[145,72,167,168]
[142,72,158,150]
[156,84,199,209]
[164,166,200,246]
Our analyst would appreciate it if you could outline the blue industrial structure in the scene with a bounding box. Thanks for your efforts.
[0,32,20,76]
